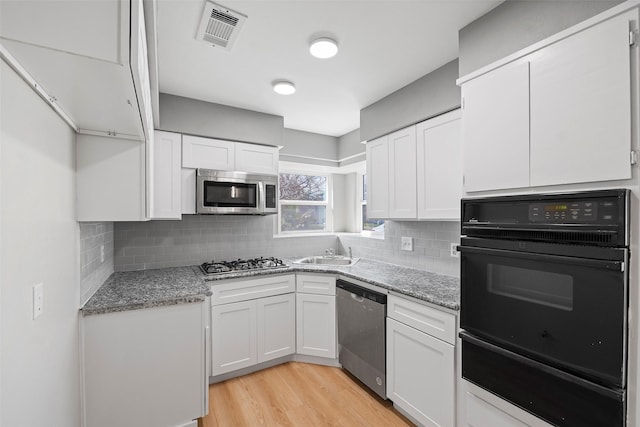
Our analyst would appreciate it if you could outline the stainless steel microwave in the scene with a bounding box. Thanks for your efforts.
[196,169,278,215]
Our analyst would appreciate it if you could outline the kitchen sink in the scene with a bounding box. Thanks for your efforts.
[293,256,360,266]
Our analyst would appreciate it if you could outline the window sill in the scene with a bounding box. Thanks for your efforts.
[335,231,385,240]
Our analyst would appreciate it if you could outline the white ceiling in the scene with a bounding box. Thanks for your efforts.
[157,0,502,137]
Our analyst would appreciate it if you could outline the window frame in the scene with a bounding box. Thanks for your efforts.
[277,170,333,234]
[358,171,384,238]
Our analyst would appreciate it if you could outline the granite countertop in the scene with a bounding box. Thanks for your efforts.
[82,258,459,316]
[204,258,460,311]
[81,266,211,316]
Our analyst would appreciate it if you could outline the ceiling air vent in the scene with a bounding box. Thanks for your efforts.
[196,1,247,50]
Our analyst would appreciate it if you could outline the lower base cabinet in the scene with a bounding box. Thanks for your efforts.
[83,302,209,427]
[212,293,296,376]
[386,297,455,427]
[295,275,337,359]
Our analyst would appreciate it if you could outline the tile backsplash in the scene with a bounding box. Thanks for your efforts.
[114,215,338,272]
[338,221,460,277]
[113,216,460,277]
[80,222,114,305]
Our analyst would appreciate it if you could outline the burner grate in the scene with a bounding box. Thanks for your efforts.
[200,256,287,275]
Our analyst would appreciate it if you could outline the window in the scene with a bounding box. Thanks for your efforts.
[279,173,331,233]
[361,174,384,236]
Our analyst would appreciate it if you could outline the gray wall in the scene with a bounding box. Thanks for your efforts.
[159,93,284,146]
[1,60,81,427]
[458,0,622,76]
[338,128,365,166]
[80,222,114,305]
[279,128,338,165]
[114,215,338,271]
[338,221,460,277]
[360,59,461,142]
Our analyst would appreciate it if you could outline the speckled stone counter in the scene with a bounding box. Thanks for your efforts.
[81,266,211,316]
[204,258,460,311]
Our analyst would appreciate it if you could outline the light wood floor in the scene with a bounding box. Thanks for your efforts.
[199,362,414,427]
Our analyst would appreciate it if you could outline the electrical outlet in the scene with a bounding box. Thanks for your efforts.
[401,236,413,251]
[100,245,105,263]
[33,283,44,319]
[450,243,460,258]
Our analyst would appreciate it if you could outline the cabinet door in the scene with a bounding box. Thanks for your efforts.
[296,293,336,358]
[182,135,235,170]
[417,110,462,220]
[365,136,389,219]
[529,12,632,187]
[77,134,146,221]
[388,126,417,218]
[150,131,182,219]
[464,392,528,427]
[462,61,530,192]
[181,168,196,214]
[387,318,455,427]
[235,142,279,175]
[257,293,296,363]
[211,300,257,376]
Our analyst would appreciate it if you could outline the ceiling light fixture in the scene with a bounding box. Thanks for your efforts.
[309,38,338,59]
[273,80,296,95]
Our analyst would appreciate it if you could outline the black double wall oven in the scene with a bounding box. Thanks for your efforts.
[459,189,630,427]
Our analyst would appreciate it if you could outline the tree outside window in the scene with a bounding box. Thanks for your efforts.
[279,173,329,232]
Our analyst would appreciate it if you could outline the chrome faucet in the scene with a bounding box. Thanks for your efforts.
[348,246,352,260]
[325,248,335,258]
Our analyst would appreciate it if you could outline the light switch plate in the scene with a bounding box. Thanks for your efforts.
[33,283,43,319]
[401,236,413,251]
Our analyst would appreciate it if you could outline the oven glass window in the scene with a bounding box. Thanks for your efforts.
[204,182,257,207]
[487,264,574,311]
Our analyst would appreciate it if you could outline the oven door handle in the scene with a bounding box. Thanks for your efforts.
[458,245,624,271]
[459,331,624,400]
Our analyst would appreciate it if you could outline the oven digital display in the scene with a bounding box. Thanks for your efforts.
[544,204,568,212]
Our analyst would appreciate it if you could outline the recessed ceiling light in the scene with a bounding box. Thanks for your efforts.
[273,80,296,95]
[309,38,338,59]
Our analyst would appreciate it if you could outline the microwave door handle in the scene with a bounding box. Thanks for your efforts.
[458,332,624,400]
[458,246,624,271]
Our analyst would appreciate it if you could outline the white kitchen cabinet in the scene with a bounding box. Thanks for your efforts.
[77,134,146,221]
[182,135,235,170]
[296,274,337,359]
[181,168,197,214]
[460,9,636,192]
[386,294,456,427]
[296,274,337,296]
[210,275,296,376]
[365,126,417,220]
[257,293,296,363]
[0,0,153,141]
[388,127,418,218]
[461,60,530,192]
[211,299,258,376]
[365,136,390,219]
[236,142,280,175]
[83,302,209,427]
[150,131,182,219]
[416,109,462,220]
[182,134,279,174]
[529,11,632,187]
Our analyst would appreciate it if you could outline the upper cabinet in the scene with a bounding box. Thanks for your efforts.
[459,9,636,192]
[182,135,279,175]
[366,110,462,220]
[0,0,153,141]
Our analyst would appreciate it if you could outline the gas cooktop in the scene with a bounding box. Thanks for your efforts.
[200,257,287,275]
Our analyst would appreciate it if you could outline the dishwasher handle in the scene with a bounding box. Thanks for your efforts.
[337,279,387,304]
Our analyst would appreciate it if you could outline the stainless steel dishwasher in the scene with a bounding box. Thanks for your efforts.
[337,279,387,399]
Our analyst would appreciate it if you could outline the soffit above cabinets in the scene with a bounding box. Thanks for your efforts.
[0,0,148,141]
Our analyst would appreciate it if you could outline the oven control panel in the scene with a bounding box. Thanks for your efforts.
[529,200,617,223]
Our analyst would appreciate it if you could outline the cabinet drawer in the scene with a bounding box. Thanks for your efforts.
[465,392,527,427]
[387,294,456,345]
[211,274,295,306]
[296,274,336,295]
